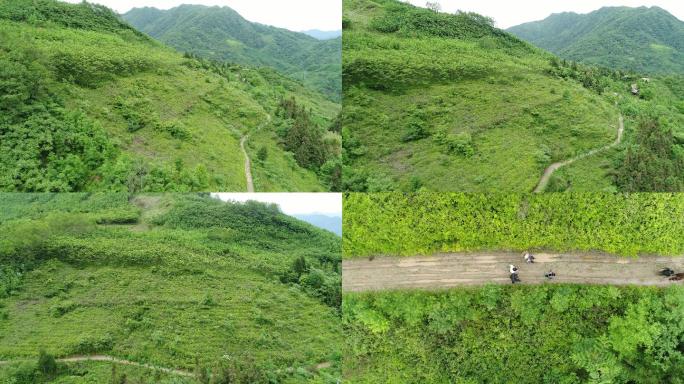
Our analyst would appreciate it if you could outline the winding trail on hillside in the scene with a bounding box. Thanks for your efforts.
[342,252,684,292]
[239,114,272,192]
[240,135,254,192]
[0,355,334,376]
[0,355,194,377]
[533,114,624,193]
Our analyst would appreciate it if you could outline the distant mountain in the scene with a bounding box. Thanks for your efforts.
[122,5,341,101]
[507,6,684,74]
[293,214,342,236]
[301,29,342,40]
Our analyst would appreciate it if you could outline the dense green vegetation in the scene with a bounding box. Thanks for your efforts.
[122,5,341,101]
[0,193,342,383]
[344,285,684,383]
[507,6,684,75]
[343,192,684,258]
[342,0,684,192]
[0,0,339,192]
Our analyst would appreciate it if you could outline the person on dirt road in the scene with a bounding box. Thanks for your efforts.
[660,268,675,277]
[510,265,520,284]
[523,252,535,263]
[545,271,556,280]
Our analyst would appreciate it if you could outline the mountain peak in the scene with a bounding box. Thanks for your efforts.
[508,5,684,74]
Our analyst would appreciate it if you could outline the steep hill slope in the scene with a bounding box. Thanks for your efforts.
[0,193,342,383]
[0,0,340,192]
[342,0,684,192]
[507,6,684,75]
[122,5,342,101]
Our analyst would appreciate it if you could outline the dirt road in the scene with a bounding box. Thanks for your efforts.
[343,251,684,292]
[533,114,624,193]
[0,355,194,377]
[239,115,272,193]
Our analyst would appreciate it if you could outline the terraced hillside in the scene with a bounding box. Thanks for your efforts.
[0,0,340,192]
[0,194,342,383]
[342,0,684,192]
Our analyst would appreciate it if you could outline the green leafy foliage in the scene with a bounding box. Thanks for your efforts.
[344,285,684,383]
[343,192,684,258]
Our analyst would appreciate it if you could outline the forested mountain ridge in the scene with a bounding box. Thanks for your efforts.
[507,6,684,75]
[0,0,341,192]
[0,193,342,383]
[342,0,684,192]
[122,4,342,101]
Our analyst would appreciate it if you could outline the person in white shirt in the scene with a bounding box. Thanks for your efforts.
[523,252,535,263]
[509,264,520,284]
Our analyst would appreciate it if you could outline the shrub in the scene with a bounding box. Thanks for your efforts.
[434,130,474,156]
[50,300,78,317]
[37,350,57,377]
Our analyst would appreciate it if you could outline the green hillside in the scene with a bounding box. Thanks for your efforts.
[507,6,684,75]
[0,193,342,383]
[122,5,342,101]
[0,0,341,192]
[342,0,684,192]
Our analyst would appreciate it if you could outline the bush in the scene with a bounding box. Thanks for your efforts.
[434,130,474,156]
[37,350,57,377]
[50,300,78,317]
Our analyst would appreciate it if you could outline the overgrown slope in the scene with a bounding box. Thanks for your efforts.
[0,193,342,383]
[507,6,684,75]
[122,4,342,101]
[0,0,340,192]
[342,0,684,192]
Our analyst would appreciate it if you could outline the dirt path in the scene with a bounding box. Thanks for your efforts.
[343,252,684,292]
[240,115,272,193]
[240,134,254,192]
[0,355,194,377]
[533,115,624,193]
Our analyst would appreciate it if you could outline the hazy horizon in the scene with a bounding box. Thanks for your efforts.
[405,0,684,28]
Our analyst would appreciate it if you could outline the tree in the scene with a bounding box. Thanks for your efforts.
[257,146,268,162]
[426,1,441,12]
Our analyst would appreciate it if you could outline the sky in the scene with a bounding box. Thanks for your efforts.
[63,0,341,31]
[407,0,684,28]
[212,193,342,216]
